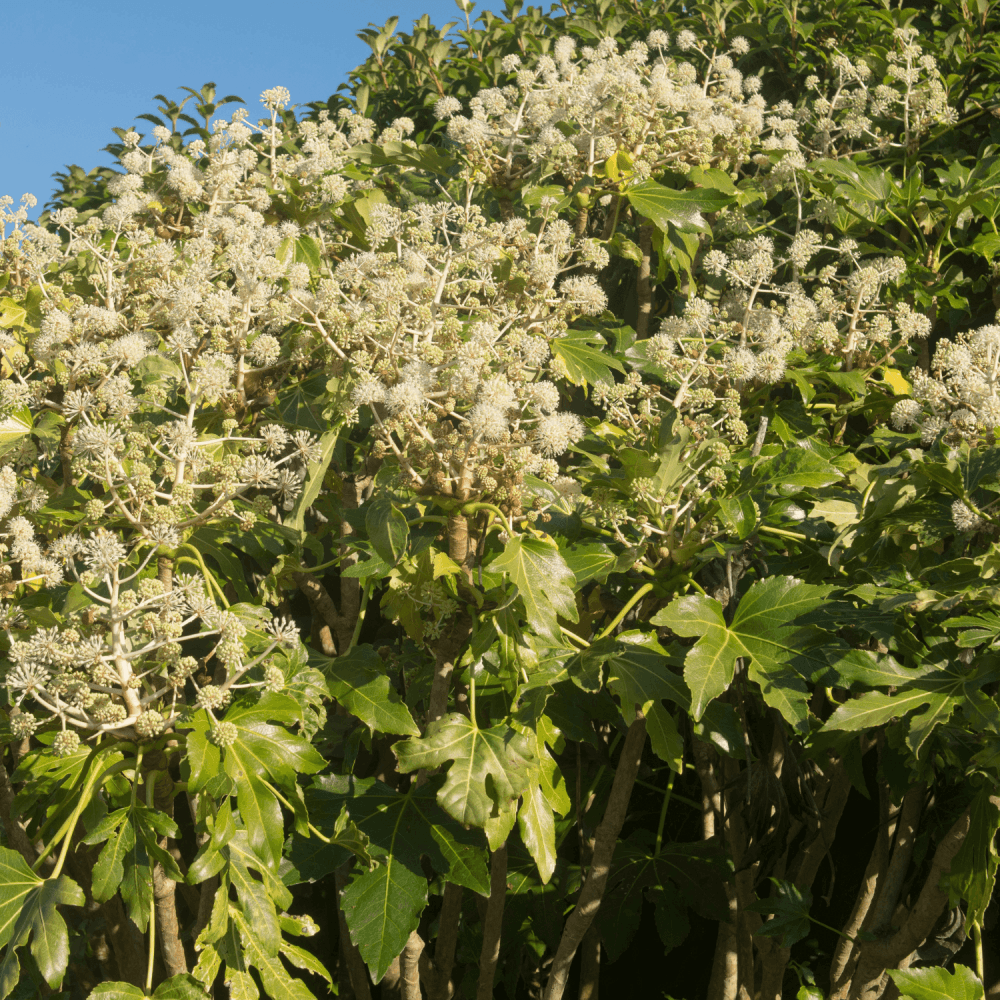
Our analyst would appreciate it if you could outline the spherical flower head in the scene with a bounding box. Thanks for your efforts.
[647,29,669,48]
[386,381,427,417]
[434,96,463,120]
[208,721,239,748]
[952,500,983,533]
[135,710,165,739]
[560,276,608,316]
[53,730,81,758]
[890,398,922,430]
[527,381,561,414]
[501,54,521,73]
[264,664,285,694]
[266,616,300,647]
[261,86,291,111]
[478,376,516,411]
[468,403,510,443]
[730,36,750,55]
[10,712,37,740]
[725,348,758,381]
[704,251,729,277]
[352,378,388,409]
[534,412,585,457]
[196,685,229,711]
[676,29,698,50]
[249,334,281,367]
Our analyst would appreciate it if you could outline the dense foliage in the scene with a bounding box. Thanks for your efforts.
[2,1,1000,998]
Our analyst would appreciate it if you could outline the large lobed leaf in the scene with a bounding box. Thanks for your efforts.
[319,645,420,736]
[0,848,84,997]
[654,577,834,727]
[394,713,535,828]
[487,535,578,642]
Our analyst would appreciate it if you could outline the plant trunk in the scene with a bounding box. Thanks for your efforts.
[543,710,647,1000]
[477,843,508,1000]
[431,882,463,1000]
[401,930,425,1000]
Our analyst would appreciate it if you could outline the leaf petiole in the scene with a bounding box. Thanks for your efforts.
[598,582,653,639]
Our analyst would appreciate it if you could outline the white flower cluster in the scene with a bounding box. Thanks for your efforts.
[891,316,1000,444]
[302,198,606,507]
[435,32,769,185]
[2,559,299,742]
[763,26,954,167]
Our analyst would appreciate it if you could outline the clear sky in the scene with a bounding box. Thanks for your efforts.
[0,0,500,221]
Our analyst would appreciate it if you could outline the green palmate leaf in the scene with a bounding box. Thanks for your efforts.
[118,834,153,934]
[84,808,135,903]
[0,848,84,996]
[224,968,259,1000]
[340,858,427,984]
[487,535,578,642]
[276,234,322,274]
[366,493,409,565]
[718,494,757,539]
[0,850,48,948]
[152,976,212,1000]
[821,661,989,754]
[394,713,535,828]
[319,645,420,736]
[280,941,332,985]
[606,633,690,711]
[561,541,620,586]
[229,829,293,914]
[231,910,317,1000]
[299,774,459,980]
[653,578,834,725]
[428,825,490,896]
[946,785,1000,932]
[605,633,689,769]
[517,782,557,884]
[87,985,146,1000]
[286,425,340,536]
[0,408,32,454]
[746,878,813,948]
[551,330,624,388]
[227,834,282,957]
[220,694,327,867]
[652,595,742,721]
[626,180,728,233]
[88,975,216,1000]
[751,449,843,493]
[888,964,984,1000]
[233,773,283,872]
[179,709,220,795]
[595,835,727,961]
[296,771,486,897]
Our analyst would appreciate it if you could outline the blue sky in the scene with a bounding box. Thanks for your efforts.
[0,0,500,221]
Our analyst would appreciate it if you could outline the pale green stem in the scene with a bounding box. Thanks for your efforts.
[180,544,230,607]
[758,524,808,541]
[598,583,654,639]
[259,779,336,844]
[654,771,676,857]
[348,582,370,652]
[146,880,156,994]
[460,501,513,536]
[36,745,120,877]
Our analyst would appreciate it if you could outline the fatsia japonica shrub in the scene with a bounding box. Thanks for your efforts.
[2,2,1000,1000]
